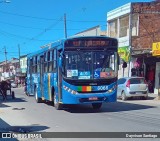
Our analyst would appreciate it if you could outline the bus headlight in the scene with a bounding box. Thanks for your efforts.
[107,84,117,93]
[63,85,78,94]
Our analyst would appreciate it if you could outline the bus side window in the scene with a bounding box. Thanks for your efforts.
[53,50,57,70]
[35,56,37,73]
[32,57,35,73]
[44,52,47,72]
[48,51,52,72]
[27,59,29,73]
[37,56,40,73]
[51,49,57,71]
[30,58,33,74]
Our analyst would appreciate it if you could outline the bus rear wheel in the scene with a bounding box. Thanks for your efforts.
[92,103,102,109]
[35,89,42,103]
[53,94,62,110]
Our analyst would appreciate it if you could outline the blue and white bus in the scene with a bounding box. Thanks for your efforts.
[26,36,118,110]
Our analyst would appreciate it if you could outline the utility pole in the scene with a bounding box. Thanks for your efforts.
[18,44,20,68]
[64,13,67,38]
[18,44,21,87]
[128,5,133,77]
[4,46,7,72]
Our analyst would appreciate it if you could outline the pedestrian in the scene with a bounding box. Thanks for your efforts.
[0,82,6,101]
[16,79,18,88]
[6,80,12,95]
[0,80,10,101]
[147,67,155,93]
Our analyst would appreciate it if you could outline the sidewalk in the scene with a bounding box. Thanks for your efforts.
[145,93,160,105]
[120,93,160,106]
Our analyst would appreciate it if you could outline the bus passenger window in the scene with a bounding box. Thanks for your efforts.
[30,59,33,73]
[52,50,57,70]
[35,56,37,73]
[48,51,52,72]
[44,53,47,72]
[37,57,40,73]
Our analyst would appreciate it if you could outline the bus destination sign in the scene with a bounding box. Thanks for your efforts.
[72,40,109,47]
[65,38,117,48]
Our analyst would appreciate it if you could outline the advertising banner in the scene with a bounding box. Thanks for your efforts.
[152,42,160,56]
[118,46,130,62]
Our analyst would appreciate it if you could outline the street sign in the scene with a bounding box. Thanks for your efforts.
[152,42,160,56]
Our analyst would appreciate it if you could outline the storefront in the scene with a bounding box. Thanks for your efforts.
[152,42,160,94]
[130,42,160,94]
[131,54,145,78]
[131,51,157,93]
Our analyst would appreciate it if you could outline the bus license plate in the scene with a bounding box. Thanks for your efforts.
[89,97,98,101]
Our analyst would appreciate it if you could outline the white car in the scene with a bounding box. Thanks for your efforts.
[117,77,148,100]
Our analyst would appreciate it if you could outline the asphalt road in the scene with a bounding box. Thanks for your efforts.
[1,88,160,141]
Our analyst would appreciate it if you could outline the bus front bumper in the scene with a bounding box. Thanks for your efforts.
[62,90,117,104]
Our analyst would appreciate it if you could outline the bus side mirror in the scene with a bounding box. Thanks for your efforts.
[122,61,127,68]
[118,54,120,66]
[58,51,63,67]
[117,54,120,70]
[59,57,65,74]
[59,57,62,67]
[62,58,65,74]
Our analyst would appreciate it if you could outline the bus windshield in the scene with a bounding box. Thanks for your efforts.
[63,51,117,80]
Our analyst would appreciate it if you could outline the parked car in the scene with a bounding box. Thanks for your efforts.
[117,77,148,100]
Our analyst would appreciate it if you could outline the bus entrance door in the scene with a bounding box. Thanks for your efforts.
[29,58,34,94]
[58,51,62,102]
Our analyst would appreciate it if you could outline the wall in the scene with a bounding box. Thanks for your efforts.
[20,56,27,73]
[107,3,132,78]
[73,26,101,37]
[132,2,160,50]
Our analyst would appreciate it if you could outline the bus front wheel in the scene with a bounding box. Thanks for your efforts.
[92,103,102,109]
[53,94,62,110]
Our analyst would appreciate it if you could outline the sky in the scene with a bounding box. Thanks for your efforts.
[0,0,152,61]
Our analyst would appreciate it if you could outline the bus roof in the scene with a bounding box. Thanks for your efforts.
[64,36,117,41]
[27,40,62,58]
[27,36,117,58]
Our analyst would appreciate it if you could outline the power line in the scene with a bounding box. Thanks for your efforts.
[0,14,108,46]
[0,20,82,30]
[0,20,42,30]
[0,10,57,21]
[28,16,63,41]
[0,24,107,42]
[0,29,53,41]
[0,10,106,23]
[67,19,106,23]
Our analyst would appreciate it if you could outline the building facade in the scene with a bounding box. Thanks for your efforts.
[107,1,160,93]
[73,25,107,37]
[19,55,27,85]
[0,58,19,81]
[0,55,27,86]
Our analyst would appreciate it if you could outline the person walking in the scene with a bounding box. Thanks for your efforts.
[0,80,10,101]
[147,67,155,93]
